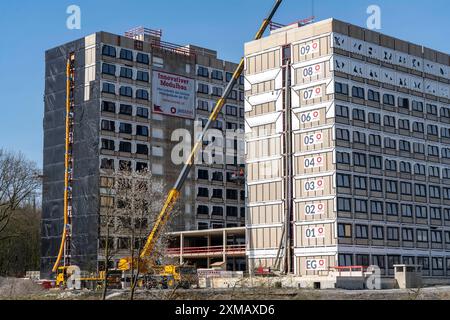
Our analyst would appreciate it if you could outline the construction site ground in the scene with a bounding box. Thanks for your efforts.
[1,277,450,300]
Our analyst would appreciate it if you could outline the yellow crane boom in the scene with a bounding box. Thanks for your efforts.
[118,0,284,271]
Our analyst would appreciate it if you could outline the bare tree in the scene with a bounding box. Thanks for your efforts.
[0,149,40,237]
[98,166,176,300]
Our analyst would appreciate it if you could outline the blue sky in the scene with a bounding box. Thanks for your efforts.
[0,0,449,168]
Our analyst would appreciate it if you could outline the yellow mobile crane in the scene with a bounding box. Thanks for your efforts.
[117,0,284,285]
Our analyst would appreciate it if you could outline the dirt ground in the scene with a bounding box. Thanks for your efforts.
[1,277,450,300]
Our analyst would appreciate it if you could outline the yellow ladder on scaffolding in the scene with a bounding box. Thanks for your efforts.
[52,53,76,272]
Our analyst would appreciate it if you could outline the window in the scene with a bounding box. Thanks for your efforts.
[426,103,438,115]
[383,115,396,128]
[429,165,440,177]
[226,72,233,82]
[119,86,133,97]
[400,182,412,195]
[119,141,132,153]
[386,180,398,194]
[353,132,366,144]
[120,67,133,79]
[335,82,349,95]
[387,227,399,241]
[418,257,430,270]
[383,94,395,106]
[386,202,399,216]
[211,70,223,80]
[371,201,383,215]
[197,169,209,180]
[120,49,133,61]
[384,137,396,150]
[197,205,209,215]
[198,83,209,94]
[368,113,381,124]
[102,45,116,57]
[136,125,148,136]
[353,153,366,167]
[239,108,245,118]
[413,143,425,155]
[212,206,224,217]
[416,229,428,243]
[133,89,148,101]
[136,162,148,172]
[441,107,450,118]
[369,135,381,147]
[339,254,353,267]
[136,53,149,64]
[446,232,450,244]
[101,120,115,132]
[119,104,133,116]
[429,185,441,199]
[442,128,450,139]
[370,178,383,192]
[385,159,397,172]
[136,144,148,155]
[388,256,401,269]
[443,148,450,159]
[398,119,410,130]
[226,206,238,217]
[352,109,365,122]
[354,176,367,190]
[336,105,349,118]
[412,122,424,133]
[102,83,115,94]
[119,123,132,134]
[352,86,365,99]
[336,128,350,141]
[400,162,411,174]
[415,184,427,197]
[226,105,238,116]
[100,158,114,170]
[337,174,351,188]
[102,101,116,113]
[355,225,368,239]
[102,63,116,76]
[356,255,370,267]
[136,107,149,118]
[197,187,209,198]
[445,209,450,222]
[101,139,115,151]
[401,204,413,217]
[226,189,238,200]
[415,205,427,219]
[398,97,409,109]
[212,171,223,181]
[197,100,209,111]
[212,189,223,199]
[368,89,380,102]
[337,152,350,165]
[197,66,209,78]
[370,155,382,169]
[412,100,423,112]
[136,71,149,82]
[427,125,438,136]
[399,140,411,152]
[432,257,444,270]
[372,226,384,240]
[337,198,351,212]
[338,224,352,238]
[354,199,367,213]
[430,207,442,220]
[402,228,414,241]
[212,87,223,96]
[444,169,450,179]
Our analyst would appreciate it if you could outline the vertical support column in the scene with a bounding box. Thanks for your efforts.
[207,235,211,268]
[180,233,184,265]
[223,230,227,267]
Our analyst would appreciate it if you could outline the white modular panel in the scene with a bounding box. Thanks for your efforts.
[331,32,349,51]
[350,37,366,55]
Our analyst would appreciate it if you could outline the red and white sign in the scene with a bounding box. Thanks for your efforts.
[299,41,320,56]
[152,71,195,119]
[299,110,321,124]
[304,203,325,216]
[306,259,327,271]
[304,177,325,192]
[302,63,322,78]
[304,155,324,169]
[302,86,323,101]
[305,227,326,239]
[303,132,324,146]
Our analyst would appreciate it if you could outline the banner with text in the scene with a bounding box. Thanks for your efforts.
[152,71,195,119]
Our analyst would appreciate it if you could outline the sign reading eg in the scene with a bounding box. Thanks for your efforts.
[152,71,195,119]
[306,259,327,271]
